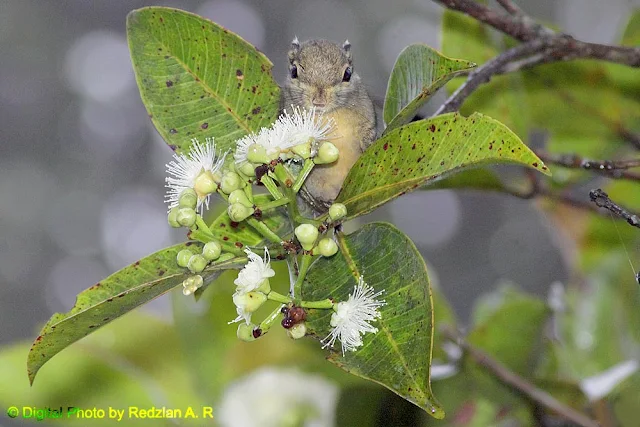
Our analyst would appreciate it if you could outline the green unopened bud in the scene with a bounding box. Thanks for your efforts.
[202,241,222,261]
[220,171,243,194]
[194,171,217,198]
[182,283,197,296]
[246,144,271,164]
[228,203,254,222]
[184,274,204,289]
[177,207,197,227]
[237,161,256,177]
[187,254,208,273]
[287,322,307,340]
[329,203,347,221]
[295,223,319,251]
[233,291,267,314]
[237,323,257,342]
[179,188,198,209]
[314,142,339,164]
[318,238,338,257]
[177,249,195,267]
[168,207,181,228]
[291,141,312,159]
[228,189,254,208]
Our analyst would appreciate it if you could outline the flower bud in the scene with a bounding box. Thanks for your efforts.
[317,238,338,257]
[329,203,347,221]
[295,224,319,251]
[182,284,197,296]
[194,171,217,198]
[236,161,256,177]
[233,291,267,314]
[220,171,243,194]
[177,207,197,227]
[314,142,339,164]
[187,254,208,273]
[176,249,194,267]
[228,189,253,208]
[184,274,204,289]
[227,203,254,222]
[286,322,307,340]
[246,144,271,164]
[236,323,257,342]
[179,188,198,209]
[168,207,181,228]
[291,141,312,159]
[202,241,222,261]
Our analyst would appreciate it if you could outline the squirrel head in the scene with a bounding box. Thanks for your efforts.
[284,38,360,113]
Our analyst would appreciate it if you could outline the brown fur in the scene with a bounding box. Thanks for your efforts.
[280,39,376,212]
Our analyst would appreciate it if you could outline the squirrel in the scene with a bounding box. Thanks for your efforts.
[280,38,376,212]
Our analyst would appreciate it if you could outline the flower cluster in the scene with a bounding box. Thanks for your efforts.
[234,106,337,172]
[230,248,275,325]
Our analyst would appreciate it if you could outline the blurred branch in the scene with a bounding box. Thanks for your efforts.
[431,0,640,116]
[535,152,640,181]
[589,189,640,229]
[441,326,599,427]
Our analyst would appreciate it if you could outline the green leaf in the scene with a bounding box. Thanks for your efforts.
[336,112,549,219]
[383,44,475,132]
[303,222,445,418]
[127,7,280,156]
[27,243,246,385]
[423,167,507,193]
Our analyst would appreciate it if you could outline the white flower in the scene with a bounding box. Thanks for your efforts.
[322,276,386,356]
[165,137,226,212]
[217,368,339,427]
[234,248,275,294]
[233,106,334,164]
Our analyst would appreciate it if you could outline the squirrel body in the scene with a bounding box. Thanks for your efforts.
[280,38,376,212]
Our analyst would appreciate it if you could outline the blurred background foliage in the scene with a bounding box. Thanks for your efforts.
[1,0,640,426]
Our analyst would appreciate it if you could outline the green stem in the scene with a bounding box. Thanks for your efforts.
[292,159,315,193]
[219,242,246,257]
[246,218,282,243]
[268,290,293,304]
[211,253,238,265]
[300,299,335,309]
[261,175,283,200]
[273,163,321,227]
[243,183,254,203]
[257,303,285,335]
[195,215,212,235]
[189,229,215,244]
[216,188,229,202]
[256,197,291,211]
[293,253,314,301]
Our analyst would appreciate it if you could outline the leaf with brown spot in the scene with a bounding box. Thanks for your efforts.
[383,44,475,133]
[127,7,280,159]
[303,222,444,418]
[27,243,246,385]
[336,112,550,219]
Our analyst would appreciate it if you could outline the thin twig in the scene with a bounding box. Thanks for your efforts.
[495,0,522,16]
[589,189,640,229]
[441,326,599,427]
[535,151,640,181]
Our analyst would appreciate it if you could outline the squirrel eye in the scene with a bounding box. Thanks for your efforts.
[290,65,298,79]
[342,67,352,82]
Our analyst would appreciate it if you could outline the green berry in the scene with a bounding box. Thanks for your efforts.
[317,238,338,257]
[176,207,197,227]
[287,322,307,340]
[202,241,222,261]
[228,203,254,222]
[236,323,257,342]
[329,203,347,221]
[314,142,339,164]
[178,188,198,209]
[187,254,208,273]
[228,189,253,208]
[168,207,181,228]
[220,171,242,194]
[177,249,194,267]
[295,224,319,251]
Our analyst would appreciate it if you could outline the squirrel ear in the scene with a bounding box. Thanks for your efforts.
[288,36,300,63]
[342,39,352,62]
